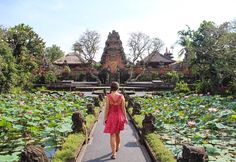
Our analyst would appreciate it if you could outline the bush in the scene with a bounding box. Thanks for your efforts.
[44,71,57,84]
[145,133,175,162]
[174,80,190,93]
[52,133,85,162]
[166,71,180,84]
[194,80,212,94]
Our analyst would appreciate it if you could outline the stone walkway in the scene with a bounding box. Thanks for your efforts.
[78,110,152,162]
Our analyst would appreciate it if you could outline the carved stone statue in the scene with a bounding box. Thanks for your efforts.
[142,113,155,134]
[100,30,127,83]
[87,103,95,115]
[177,144,208,162]
[20,145,49,162]
[132,102,141,115]
[71,111,86,133]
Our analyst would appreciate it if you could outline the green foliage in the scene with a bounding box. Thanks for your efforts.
[44,71,57,84]
[45,44,64,63]
[86,114,95,129]
[145,133,175,162]
[0,92,90,159]
[52,133,85,162]
[174,80,190,93]
[178,21,236,94]
[134,93,236,161]
[7,23,45,59]
[0,23,47,92]
[195,80,212,94]
[0,37,18,92]
[166,71,180,84]
[133,115,144,128]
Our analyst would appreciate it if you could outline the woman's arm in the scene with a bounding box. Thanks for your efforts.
[121,95,128,123]
[104,96,109,125]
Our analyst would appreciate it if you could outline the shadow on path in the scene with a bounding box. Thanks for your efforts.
[84,153,112,162]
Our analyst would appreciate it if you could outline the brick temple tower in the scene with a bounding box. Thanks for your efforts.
[100,30,126,74]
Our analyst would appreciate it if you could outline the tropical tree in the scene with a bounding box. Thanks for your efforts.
[178,20,236,93]
[127,32,164,81]
[73,29,100,63]
[0,29,17,92]
[45,44,64,63]
[73,29,101,83]
[7,24,45,61]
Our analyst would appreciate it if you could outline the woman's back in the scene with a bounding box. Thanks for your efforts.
[104,92,125,134]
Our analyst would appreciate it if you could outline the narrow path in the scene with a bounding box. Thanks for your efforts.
[78,110,152,162]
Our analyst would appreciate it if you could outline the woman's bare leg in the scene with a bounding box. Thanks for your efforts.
[115,132,120,151]
[110,134,116,155]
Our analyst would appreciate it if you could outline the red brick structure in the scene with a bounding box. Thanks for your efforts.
[54,52,91,80]
[100,30,126,74]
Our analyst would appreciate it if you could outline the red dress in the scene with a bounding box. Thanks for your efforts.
[104,93,125,134]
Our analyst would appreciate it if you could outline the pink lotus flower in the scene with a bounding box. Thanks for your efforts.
[199,105,205,108]
[184,96,189,99]
[199,94,203,96]
[188,120,196,127]
[19,101,25,106]
[27,110,33,115]
[154,109,160,114]
[207,92,210,95]
[208,108,218,113]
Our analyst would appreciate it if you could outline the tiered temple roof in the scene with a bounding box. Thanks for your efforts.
[54,52,85,65]
[100,30,126,73]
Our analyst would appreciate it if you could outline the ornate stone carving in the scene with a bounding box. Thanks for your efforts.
[132,102,141,115]
[101,30,126,74]
[177,145,208,162]
[20,145,49,162]
[87,103,95,115]
[93,96,100,107]
[142,113,155,134]
[71,111,86,133]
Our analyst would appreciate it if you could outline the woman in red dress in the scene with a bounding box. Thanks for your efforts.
[104,82,128,159]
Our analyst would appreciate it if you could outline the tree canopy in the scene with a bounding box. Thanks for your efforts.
[178,20,236,93]
[73,29,100,63]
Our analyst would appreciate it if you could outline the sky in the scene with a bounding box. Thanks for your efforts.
[0,0,235,61]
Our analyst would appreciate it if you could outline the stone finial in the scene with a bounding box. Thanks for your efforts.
[71,111,86,133]
[20,145,49,162]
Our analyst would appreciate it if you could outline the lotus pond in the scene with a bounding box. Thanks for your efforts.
[134,93,236,162]
[0,91,90,161]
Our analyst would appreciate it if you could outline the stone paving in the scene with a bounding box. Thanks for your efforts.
[78,110,152,162]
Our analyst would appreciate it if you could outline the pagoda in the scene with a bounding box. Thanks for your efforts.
[100,30,126,74]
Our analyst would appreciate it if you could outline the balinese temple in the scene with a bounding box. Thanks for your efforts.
[54,30,177,82]
[100,30,126,73]
[54,52,90,79]
[100,30,127,83]
[141,49,175,68]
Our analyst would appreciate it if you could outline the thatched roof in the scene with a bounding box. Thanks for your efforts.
[54,52,86,65]
[142,51,175,64]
